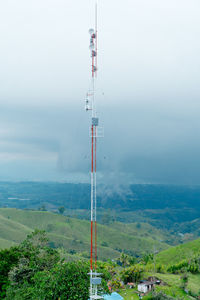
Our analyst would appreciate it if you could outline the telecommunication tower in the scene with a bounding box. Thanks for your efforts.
[85,1,104,299]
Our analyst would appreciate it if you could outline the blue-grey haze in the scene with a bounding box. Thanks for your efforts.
[0,0,200,184]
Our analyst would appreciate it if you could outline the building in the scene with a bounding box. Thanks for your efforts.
[127,282,135,289]
[138,281,155,293]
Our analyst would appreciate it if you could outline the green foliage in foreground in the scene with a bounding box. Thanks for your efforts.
[1,230,200,300]
[0,230,109,299]
[6,261,90,300]
[0,247,22,298]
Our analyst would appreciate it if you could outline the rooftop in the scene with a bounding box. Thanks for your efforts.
[138,281,156,286]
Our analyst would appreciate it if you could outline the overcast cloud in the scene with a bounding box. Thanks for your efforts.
[0,0,200,184]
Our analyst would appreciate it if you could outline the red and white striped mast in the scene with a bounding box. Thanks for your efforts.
[85,1,103,299]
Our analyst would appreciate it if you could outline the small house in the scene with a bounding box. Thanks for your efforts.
[138,281,155,293]
[127,282,135,289]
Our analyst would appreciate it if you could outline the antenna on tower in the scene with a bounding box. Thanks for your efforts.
[85,1,104,299]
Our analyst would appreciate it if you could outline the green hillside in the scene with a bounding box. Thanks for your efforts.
[118,239,200,299]
[140,272,200,299]
[156,238,200,265]
[0,208,170,260]
[0,237,16,249]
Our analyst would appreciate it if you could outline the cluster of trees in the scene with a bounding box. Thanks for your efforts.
[106,253,144,291]
[117,252,157,269]
[0,230,109,299]
[167,255,200,274]
[117,252,137,267]
[120,265,144,284]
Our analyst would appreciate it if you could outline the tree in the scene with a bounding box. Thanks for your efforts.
[141,253,154,265]
[58,206,65,214]
[5,230,110,299]
[39,205,46,211]
[120,265,144,284]
[136,222,141,229]
[119,253,136,267]
[7,261,89,300]
[6,260,110,300]
[6,230,60,298]
[0,247,22,299]
[101,212,111,225]
[119,253,129,268]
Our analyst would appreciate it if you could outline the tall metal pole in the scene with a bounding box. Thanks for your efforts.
[91,125,94,272]
[94,0,98,272]
[95,126,97,270]
[86,1,103,299]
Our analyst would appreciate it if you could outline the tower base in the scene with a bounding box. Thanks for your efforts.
[88,271,103,300]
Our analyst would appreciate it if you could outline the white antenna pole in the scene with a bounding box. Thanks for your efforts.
[86,1,103,299]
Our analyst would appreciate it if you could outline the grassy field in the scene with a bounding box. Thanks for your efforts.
[143,272,199,299]
[156,238,200,265]
[119,288,139,299]
[0,208,170,260]
[0,237,16,249]
[118,272,200,300]
[119,273,200,299]
[188,274,200,294]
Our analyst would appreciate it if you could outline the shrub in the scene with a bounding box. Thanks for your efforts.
[167,257,200,274]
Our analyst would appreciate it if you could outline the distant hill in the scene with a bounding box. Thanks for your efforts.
[0,208,170,260]
[0,182,200,243]
[156,238,200,266]
[0,182,200,212]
